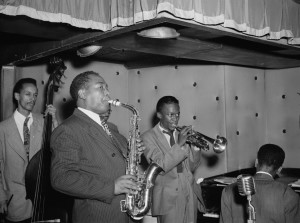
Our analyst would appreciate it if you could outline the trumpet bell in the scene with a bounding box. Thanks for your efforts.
[177,126,227,153]
[213,136,227,153]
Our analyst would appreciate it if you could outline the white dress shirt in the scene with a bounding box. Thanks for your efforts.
[14,110,33,143]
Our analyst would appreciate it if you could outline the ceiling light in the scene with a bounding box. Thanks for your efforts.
[77,45,102,57]
[137,26,180,39]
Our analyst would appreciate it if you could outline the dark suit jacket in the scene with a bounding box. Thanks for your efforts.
[107,121,119,133]
[0,113,44,221]
[141,123,206,216]
[50,109,132,223]
[219,172,300,223]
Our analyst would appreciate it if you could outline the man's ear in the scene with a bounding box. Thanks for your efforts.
[255,159,258,168]
[277,166,283,175]
[14,92,20,101]
[78,89,86,99]
[157,112,162,119]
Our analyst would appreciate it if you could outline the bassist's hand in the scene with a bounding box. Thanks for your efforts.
[0,200,7,215]
[45,104,59,129]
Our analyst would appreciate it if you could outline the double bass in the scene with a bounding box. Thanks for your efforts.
[25,57,72,223]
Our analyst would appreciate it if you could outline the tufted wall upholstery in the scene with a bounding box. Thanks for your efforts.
[265,68,300,167]
[128,65,227,178]
[10,60,300,178]
[1,66,16,120]
[14,60,132,134]
[224,66,266,172]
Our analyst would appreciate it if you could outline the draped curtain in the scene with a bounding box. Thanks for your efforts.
[1,0,300,45]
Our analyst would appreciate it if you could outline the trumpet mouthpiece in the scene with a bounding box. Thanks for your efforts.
[175,126,182,131]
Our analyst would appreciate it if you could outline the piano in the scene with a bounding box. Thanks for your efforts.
[197,167,300,223]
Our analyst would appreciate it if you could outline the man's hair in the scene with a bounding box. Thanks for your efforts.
[13,78,37,94]
[257,144,285,171]
[13,78,37,106]
[70,71,99,101]
[156,96,179,113]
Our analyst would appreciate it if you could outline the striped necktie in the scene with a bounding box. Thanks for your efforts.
[101,121,112,137]
[101,120,126,159]
[23,117,30,160]
[163,130,183,173]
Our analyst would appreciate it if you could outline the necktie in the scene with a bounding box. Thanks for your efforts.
[163,130,183,173]
[101,120,125,159]
[101,121,112,137]
[23,117,30,160]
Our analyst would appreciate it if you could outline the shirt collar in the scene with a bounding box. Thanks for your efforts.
[14,109,33,122]
[78,107,102,126]
[158,122,177,134]
[256,171,273,178]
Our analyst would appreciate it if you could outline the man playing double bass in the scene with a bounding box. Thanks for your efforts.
[0,78,58,223]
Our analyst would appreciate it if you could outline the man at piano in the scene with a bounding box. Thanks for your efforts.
[219,143,300,223]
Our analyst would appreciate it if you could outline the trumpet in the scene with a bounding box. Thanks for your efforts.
[176,126,227,153]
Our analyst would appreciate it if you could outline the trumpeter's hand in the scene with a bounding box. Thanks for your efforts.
[178,125,192,147]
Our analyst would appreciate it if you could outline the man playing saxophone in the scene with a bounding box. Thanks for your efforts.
[50,71,144,223]
[141,96,206,223]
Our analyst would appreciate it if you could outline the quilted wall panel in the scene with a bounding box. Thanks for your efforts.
[1,66,17,120]
[224,66,265,171]
[11,60,300,177]
[265,67,300,167]
[15,60,132,137]
[128,65,227,178]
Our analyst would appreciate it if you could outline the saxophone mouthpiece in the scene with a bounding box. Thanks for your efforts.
[108,100,121,106]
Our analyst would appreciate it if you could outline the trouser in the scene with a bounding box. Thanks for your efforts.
[5,218,31,223]
[157,174,197,223]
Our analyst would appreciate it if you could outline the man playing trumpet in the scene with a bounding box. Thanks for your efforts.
[141,96,206,223]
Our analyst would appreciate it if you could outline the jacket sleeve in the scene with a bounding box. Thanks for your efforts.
[284,186,300,223]
[141,130,188,173]
[50,124,115,204]
[0,129,8,202]
[188,145,201,173]
[219,186,233,223]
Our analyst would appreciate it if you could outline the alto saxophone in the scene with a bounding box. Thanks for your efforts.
[109,100,163,220]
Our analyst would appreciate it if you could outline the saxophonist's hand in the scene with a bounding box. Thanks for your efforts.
[114,175,141,195]
[136,138,146,154]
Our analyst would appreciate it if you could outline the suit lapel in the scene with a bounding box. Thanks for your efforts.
[153,124,172,151]
[74,109,126,159]
[88,124,126,158]
[30,114,44,159]
[107,122,128,156]
[6,116,28,161]
[109,132,127,158]
[153,124,188,172]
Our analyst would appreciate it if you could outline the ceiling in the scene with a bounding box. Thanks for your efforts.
[1,14,300,69]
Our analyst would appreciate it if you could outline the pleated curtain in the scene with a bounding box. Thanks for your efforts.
[0,0,299,44]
